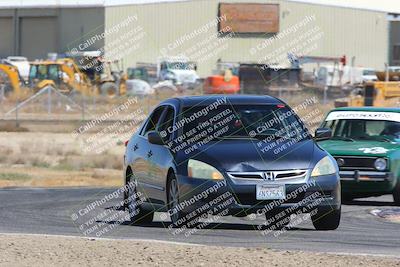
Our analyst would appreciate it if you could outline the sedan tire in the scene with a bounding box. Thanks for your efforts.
[311,208,341,230]
[127,174,154,224]
[167,174,190,228]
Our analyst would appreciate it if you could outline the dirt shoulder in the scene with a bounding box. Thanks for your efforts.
[0,234,398,267]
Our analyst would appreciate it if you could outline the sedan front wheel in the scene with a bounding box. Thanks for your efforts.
[126,174,154,224]
[311,208,341,230]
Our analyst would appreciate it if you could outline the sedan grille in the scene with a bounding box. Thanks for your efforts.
[228,170,307,181]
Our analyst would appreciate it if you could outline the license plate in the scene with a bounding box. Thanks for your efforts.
[256,184,286,200]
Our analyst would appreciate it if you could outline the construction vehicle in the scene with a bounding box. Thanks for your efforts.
[334,71,400,107]
[28,60,93,95]
[127,67,149,82]
[0,62,27,97]
[98,59,127,97]
[4,56,30,81]
[204,62,240,94]
[66,51,127,97]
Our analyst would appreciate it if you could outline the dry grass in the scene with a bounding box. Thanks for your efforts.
[0,123,29,132]
[0,166,122,188]
[0,132,125,188]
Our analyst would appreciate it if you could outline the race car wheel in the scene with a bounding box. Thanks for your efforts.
[393,180,400,206]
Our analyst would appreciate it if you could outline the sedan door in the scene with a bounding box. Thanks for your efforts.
[145,105,177,203]
[130,105,165,203]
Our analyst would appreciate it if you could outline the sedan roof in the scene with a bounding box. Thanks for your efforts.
[171,95,282,107]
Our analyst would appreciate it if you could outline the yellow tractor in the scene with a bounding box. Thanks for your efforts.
[65,51,127,97]
[0,62,28,98]
[335,71,400,107]
[28,60,93,95]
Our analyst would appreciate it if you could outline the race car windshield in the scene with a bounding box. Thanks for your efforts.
[180,104,310,141]
[323,119,400,142]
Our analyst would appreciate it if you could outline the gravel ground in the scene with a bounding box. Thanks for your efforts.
[0,234,399,267]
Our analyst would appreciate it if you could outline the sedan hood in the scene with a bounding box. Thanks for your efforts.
[179,139,315,172]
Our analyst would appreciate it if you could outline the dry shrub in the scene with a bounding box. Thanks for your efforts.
[0,146,13,163]
[0,123,29,132]
[90,154,123,170]
[56,153,122,171]
[91,170,107,179]
[0,173,31,181]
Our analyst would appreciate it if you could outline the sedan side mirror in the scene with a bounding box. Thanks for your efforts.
[314,128,332,141]
[148,131,164,145]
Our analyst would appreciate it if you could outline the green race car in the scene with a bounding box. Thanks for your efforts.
[318,107,400,205]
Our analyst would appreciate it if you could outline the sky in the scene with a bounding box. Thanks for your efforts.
[0,0,399,14]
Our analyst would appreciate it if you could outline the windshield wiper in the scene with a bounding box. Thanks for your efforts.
[215,136,257,140]
[252,133,288,140]
[330,136,355,142]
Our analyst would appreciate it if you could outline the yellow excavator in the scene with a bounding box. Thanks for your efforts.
[2,55,126,98]
[335,71,400,107]
[0,62,28,98]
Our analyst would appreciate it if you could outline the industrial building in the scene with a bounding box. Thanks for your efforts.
[0,0,400,77]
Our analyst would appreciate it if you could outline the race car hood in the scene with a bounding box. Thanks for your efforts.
[177,138,315,172]
[318,139,399,157]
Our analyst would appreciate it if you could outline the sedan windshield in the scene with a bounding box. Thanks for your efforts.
[322,119,400,142]
[180,104,310,141]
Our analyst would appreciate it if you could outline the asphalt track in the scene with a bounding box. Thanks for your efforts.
[0,187,399,257]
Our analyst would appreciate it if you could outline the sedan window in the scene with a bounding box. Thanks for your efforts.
[158,106,175,142]
[142,106,165,136]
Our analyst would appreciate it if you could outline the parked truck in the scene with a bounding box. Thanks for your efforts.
[157,56,199,89]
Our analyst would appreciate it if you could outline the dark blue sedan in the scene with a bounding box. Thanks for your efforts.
[124,95,341,231]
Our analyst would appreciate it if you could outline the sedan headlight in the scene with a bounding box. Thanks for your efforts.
[311,156,337,177]
[374,158,387,171]
[187,159,224,180]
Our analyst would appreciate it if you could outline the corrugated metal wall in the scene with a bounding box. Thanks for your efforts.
[0,17,13,57]
[20,17,58,59]
[390,21,400,66]
[0,7,104,60]
[104,0,388,77]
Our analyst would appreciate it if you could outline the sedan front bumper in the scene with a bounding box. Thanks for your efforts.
[176,172,341,216]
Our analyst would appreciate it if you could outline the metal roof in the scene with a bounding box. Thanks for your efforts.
[288,0,400,14]
[0,0,399,14]
[0,0,188,8]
